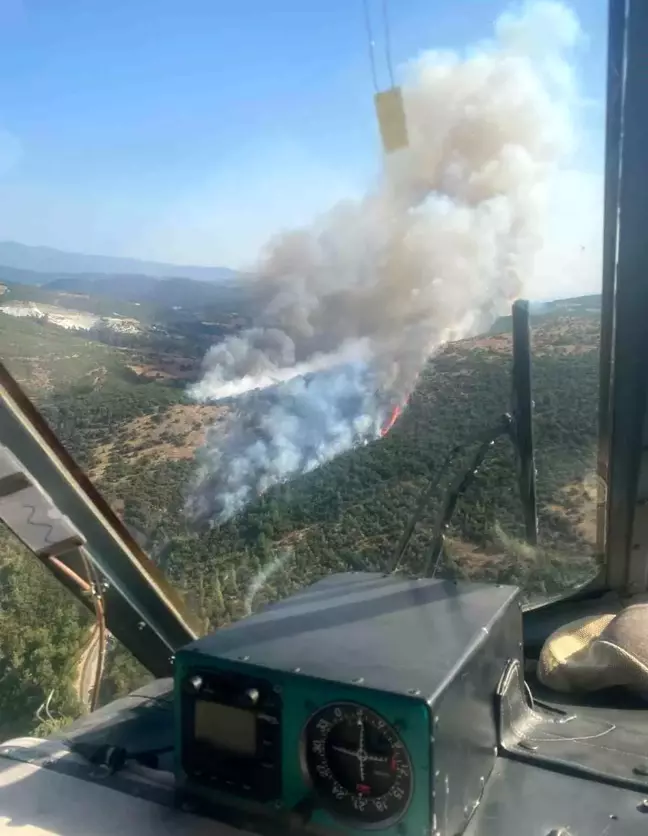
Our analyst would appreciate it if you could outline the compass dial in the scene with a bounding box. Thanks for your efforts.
[303,702,413,827]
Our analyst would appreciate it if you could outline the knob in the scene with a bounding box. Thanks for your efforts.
[243,688,260,706]
[188,675,203,692]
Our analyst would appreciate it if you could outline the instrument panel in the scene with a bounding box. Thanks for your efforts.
[177,666,423,833]
[174,573,522,836]
[302,702,413,827]
[179,668,282,802]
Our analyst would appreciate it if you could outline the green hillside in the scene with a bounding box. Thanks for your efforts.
[0,304,601,738]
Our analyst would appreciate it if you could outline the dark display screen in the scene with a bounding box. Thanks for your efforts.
[194,701,257,756]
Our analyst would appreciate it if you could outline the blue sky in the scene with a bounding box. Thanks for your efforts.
[0,0,608,293]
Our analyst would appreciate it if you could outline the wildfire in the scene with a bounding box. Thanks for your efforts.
[381,405,403,437]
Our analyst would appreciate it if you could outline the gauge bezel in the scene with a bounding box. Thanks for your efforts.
[299,700,414,830]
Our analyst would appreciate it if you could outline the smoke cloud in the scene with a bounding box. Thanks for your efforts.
[187,1,581,526]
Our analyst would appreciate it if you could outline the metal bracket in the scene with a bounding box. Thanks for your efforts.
[0,361,200,677]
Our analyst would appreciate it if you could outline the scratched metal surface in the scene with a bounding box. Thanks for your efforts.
[465,758,648,836]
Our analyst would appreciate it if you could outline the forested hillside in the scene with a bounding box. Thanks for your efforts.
[0,302,601,738]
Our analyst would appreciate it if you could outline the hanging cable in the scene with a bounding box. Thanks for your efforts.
[381,0,395,88]
[362,0,379,92]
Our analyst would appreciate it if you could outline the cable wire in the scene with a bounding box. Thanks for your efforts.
[79,547,106,712]
[362,0,379,92]
[426,416,512,578]
[381,0,395,88]
[387,441,463,573]
[48,551,106,712]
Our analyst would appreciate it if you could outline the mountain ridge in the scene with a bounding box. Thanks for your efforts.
[0,240,238,283]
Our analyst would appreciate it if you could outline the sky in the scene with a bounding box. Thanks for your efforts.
[0,0,608,299]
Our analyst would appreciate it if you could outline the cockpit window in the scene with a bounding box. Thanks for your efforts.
[0,0,607,735]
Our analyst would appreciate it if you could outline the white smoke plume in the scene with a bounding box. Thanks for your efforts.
[187,1,581,526]
[244,548,294,615]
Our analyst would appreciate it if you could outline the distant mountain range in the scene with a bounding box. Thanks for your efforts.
[0,241,254,313]
[0,241,238,283]
[0,265,252,313]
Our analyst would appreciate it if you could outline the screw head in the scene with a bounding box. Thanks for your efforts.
[188,675,203,692]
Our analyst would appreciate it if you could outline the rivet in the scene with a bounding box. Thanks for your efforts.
[168,655,175,665]
[352,677,365,685]
[638,798,648,813]
[609,814,618,820]
[137,621,146,631]
[238,655,250,662]
[407,688,421,696]
[292,667,301,673]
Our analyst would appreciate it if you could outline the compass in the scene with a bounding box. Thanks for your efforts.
[302,702,413,827]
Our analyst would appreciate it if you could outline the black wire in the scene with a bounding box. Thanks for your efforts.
[62,740,174,773]
[389,415,513,577]
[387,441,463,573]
[425,416,512,578]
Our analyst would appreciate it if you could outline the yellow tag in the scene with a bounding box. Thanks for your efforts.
[374,87,409,153]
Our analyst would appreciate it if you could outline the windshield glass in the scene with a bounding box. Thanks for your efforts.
[0,0,607,736]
